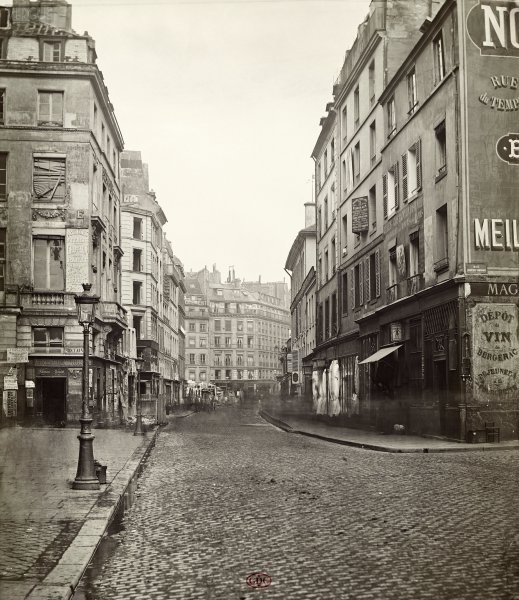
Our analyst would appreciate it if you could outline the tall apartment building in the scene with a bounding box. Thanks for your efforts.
[0,0,127,424]
[311,0,439,420]
[309,0,519,440]
[284,203,317,397]
[120,150,185,422]
[185,266,291,396]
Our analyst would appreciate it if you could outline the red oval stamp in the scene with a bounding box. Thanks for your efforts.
[245,572,272,589]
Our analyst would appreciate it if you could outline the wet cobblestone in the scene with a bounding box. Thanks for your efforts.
[76,404,519,600]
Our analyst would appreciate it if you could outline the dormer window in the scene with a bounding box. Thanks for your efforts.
[0,8,10,29]
[42,41,62,62]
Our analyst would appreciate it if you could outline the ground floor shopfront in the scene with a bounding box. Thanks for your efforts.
[311,280,519,441]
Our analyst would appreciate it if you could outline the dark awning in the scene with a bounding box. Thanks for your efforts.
[358,345,402,365]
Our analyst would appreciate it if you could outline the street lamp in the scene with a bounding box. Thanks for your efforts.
[73,283,100,490]
[134,356,144,435]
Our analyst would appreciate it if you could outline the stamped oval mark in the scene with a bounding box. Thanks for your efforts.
[245,572,272,589]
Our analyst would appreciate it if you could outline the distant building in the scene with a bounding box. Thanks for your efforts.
[120,150,185,422]
[184,266,291,396]
[284,203,317,397]
[0,0,126,424]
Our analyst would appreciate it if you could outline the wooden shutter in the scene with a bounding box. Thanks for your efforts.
[359,262,364,305]
[351,267,355,309]
[416,138,422,190]
[394,161,400,211]
[401,152,408,201]
[383,173,388,218]
[375,249,381,297]
[365,256,371,303]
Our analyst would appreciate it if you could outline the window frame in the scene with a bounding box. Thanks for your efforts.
[38,90,64,126]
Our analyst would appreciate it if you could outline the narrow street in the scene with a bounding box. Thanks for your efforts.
[74,402,519,600]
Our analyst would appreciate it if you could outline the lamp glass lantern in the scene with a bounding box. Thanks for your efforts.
[75,283,99,325]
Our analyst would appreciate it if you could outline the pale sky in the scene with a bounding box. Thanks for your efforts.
[70,0,371,282]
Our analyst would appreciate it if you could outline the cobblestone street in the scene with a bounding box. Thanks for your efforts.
[75,403,519,600]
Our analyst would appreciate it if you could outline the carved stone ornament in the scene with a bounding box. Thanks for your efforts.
[32,208,67,221]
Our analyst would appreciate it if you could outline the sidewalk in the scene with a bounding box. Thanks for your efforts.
[259,403,519,453]
[0,423,161,600]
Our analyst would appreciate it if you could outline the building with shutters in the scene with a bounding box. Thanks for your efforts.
[120,150,185,423]
[309,0,519,441]
[0,0,129,425]
[284,203,317,399]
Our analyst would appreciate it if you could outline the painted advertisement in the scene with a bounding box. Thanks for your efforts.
[462,0,519,267]
[472,303,519,400]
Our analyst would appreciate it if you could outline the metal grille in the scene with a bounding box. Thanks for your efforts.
[423,301,457,337]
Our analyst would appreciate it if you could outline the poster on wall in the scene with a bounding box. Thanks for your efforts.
[472,303,519,401]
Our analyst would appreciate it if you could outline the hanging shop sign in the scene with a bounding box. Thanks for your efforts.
[351,197,369,233]
[3,376,18,390]
[472,303,519,397]
[390,322,403,343]
[7,349,29,363]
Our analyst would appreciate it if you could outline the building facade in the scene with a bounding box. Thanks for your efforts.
[120,150,184,423]
[308,0,519,440]
[0,0,128,424]
[285,203,317,397]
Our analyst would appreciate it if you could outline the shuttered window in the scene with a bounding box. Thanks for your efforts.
[33,156,66,201]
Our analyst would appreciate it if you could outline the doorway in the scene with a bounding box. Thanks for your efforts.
[434,360,448,436]
[37,378,67,425]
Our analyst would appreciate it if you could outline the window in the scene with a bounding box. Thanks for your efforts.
[341,105,347,142]
[407,67,418,114]
[200,354,206,365]
[33,156,65,201]
[0,228,5,293]
[225,320,231,331]
[199,323,207,332]
[324,198,328,230]
[225,336,231,347]
[33,327,63,353]
[388,246,398,299]
[354,86,360,129]
[409,231,420,277]
[0,153,6,199]
[341,271,348,314]
[33,237,64,290]
[402,140,422,200]
[247,321,253,332]
[132,249,142,272]
[226,370,232,379]
[214,319,221,332]
[369,60,375,105]
[369,185,377,230]
[215,369,221,380]
[433,32,445,83]
[43,41,61,62]
[188,370,196,380]
[188,322,196,332]
[237,337,243,348]
[383,163,399,218]
[189,354,195,365]
[38,91,63,125]
[318,207,322,237]
[354,263,362,307]
[387,97,396,138]
[0,8,10,28]
[247,355,254,366]
[0,89,4,124]
[215,354,221,365]
[133,218,142,239]
[237,321,243,332]
[341,215,348,254]
[247,336,254,348]
[200,371,207,381]
[331,238,336,273]
[324,250,329,282]
[353,142,360,184]
[237,354,243,366]
[214,336,221,347]
[132,281,142,304]
[199,337,207,348]
[225,354,231,366]
[369,121,376,166]
[435,121,447,177]
[369,252,379,299]
[330,139,335,165]
[435,204,449,270]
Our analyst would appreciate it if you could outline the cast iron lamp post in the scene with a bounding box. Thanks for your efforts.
[134,356,144,435]
[73,283,100,490]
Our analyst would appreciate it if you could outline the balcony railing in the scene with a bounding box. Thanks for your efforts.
[386,284,398,304]
[407,274,424,296]
[99,301,128,326]
[21,291,76,309]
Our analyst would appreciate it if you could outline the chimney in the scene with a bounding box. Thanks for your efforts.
[304,202,316,228]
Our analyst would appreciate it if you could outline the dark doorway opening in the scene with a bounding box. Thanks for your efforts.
[434,360,448,436]
[37,378,67,425]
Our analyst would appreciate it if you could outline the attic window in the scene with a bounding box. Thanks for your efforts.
[0,8,9,28]
[43,41,61,62]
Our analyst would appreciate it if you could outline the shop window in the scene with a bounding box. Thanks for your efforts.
[33,327,63,353]
[33,237,64,290]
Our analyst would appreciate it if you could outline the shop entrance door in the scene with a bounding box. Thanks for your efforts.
[38,378,66,425]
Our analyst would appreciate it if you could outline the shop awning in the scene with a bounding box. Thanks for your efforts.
[358,345,402,365]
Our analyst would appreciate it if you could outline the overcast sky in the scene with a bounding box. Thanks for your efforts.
[69,0,371,283]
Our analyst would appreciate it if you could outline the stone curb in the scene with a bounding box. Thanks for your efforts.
[259,410,519,454]
[25,427,160,600]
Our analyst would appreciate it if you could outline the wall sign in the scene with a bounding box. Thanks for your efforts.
[496,131,519,163]
[467,1,519,58]
[466,262,488,274]
[470,281,519,295]
[474,218,519,249]
[351,196,369,233]
[65,229,90,294]
[472,303,519,398]
[390,322,403,342]
[7,349,29,363]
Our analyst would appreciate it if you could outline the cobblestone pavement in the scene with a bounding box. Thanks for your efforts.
[75,403,519,600]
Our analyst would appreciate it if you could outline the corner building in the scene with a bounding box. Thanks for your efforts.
[0,0,127,424]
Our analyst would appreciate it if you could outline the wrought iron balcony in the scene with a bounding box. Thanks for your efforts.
[407,274,424,296]
[386,283,399,304]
